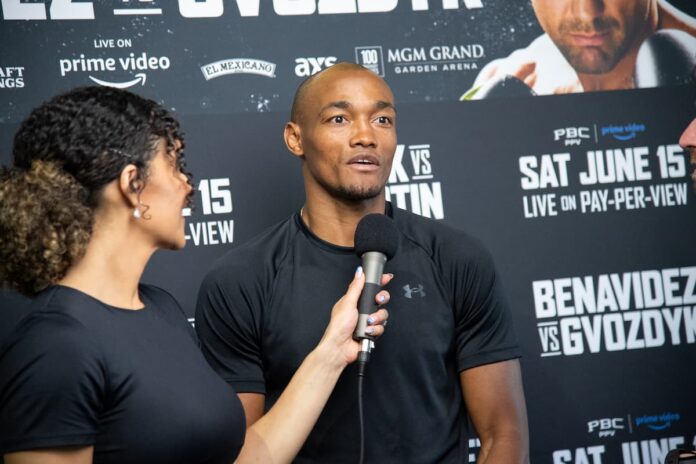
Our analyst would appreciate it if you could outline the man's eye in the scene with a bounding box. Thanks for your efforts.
[331,115,345,123]
[376,116,392,124]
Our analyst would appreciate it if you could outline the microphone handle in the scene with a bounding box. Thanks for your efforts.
[353,251,386,340]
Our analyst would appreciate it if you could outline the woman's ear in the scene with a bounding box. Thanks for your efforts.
[119,164,141,207]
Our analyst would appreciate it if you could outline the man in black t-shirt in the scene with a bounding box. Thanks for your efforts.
[196,62,529,463]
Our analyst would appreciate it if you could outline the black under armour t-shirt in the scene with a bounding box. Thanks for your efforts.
[0,284,245,464]
[195,203,521,463]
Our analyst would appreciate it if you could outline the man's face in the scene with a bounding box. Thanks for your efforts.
[679,117,696,190]
[295,68,397,202]
[532,0,653,74]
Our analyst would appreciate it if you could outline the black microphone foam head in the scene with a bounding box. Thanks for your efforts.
[354,213,399,260]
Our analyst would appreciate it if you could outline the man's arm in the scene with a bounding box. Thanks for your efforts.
[460,359,529,464]
[462,34,582,98]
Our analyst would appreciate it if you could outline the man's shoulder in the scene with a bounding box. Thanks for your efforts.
[392,207,492,266]
[202,215,297,285]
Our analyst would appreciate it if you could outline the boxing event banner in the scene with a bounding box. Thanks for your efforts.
[2,1,696,463]
[1,0,695,123]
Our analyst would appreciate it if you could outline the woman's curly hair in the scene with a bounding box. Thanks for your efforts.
[0,86,191,296]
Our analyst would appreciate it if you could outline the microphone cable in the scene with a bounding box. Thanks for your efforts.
[358,357,368,464]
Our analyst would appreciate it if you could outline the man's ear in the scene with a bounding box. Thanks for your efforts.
[284,122,304,158]
[119,164,141,207]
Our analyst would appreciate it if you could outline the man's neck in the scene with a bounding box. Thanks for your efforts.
[577,53,638,91]
[301,194,386,247]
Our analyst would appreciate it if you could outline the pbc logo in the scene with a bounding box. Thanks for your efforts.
[587,418,625,437]
[553,127,591,146]
[294,57,336,77]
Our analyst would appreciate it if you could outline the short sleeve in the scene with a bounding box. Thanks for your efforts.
[0,312,105,452]
[195,259,267,394]
[449,237,521,371]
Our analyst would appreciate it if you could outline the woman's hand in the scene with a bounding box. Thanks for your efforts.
[318,267,392,367]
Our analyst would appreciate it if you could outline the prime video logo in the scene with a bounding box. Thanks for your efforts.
[635,412,681,431]
[600,123,646,141]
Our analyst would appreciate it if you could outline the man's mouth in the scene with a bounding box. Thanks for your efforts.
[569,31,611,47]
[348,154,380,168]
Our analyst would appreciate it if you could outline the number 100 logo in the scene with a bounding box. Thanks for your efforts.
[355,46,385,77]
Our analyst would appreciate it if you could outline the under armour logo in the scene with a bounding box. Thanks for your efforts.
[403,284,425,299]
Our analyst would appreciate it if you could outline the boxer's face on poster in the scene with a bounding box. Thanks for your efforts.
[532,0,653,74]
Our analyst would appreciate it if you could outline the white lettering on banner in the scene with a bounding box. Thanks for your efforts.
[519,144,689,219]
[58,42,171,89]
[0,66,25,88]
[588,418,625,438]
[534,267,696,357]
[187,220,234,246]
[386,144,444,219]
[621,437,684,464]
[93,38,132,49]
[554,127,592,146]
[412,0,483,10]
[520,154,572,190]
[1,0,485,19]
[467,438,481,463]
[384,44,484,76]
[579,148,652,184]
[552,446,605,464]
[1,0,94,20]
[551,435,692,464]
[294,57,336,77]
[179,0,225,17]
[50,0,94,19]
[183,178,236,247]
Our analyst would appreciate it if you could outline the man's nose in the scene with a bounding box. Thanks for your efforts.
[350,119,377,147]
[571,0,605,21]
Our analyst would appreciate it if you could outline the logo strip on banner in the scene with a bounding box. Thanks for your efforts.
[201,59,277,80]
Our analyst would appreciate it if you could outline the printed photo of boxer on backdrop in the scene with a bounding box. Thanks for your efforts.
[462,0,696,99]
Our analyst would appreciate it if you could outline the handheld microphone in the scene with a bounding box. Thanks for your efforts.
[352,213,398,366]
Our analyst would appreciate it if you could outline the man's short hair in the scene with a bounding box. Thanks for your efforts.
[289,62,371,123]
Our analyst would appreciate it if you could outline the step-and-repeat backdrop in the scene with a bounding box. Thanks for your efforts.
[2,1,696,462]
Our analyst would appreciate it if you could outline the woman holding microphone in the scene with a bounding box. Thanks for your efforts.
[0,86,389,464]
